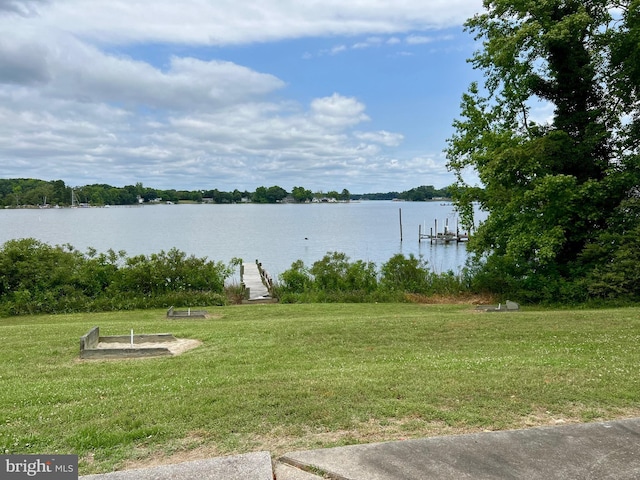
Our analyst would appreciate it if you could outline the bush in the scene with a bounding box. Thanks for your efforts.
[277,260,312,294]
[277,252,470,303]
[379,253,431,293]
[0,239,233,316]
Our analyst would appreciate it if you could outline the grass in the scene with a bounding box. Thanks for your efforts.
[1,303,639,474]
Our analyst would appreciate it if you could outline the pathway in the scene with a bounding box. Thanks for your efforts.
[241,261,272,301]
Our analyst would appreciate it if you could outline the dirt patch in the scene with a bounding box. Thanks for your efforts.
[405,293,498,305]
[93,338,202,355]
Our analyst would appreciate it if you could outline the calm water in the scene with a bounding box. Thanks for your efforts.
[0,202,481,279]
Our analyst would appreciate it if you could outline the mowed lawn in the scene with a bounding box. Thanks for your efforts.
[1,303,639,474]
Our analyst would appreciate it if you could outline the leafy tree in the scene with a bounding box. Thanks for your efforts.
[266,185,288,203]
[252,186,268,203]
[399,185,443,201]
[326,190,339,200]
[232,189,243,203]
[291,186,313,203]
[446,0,640,301]
[51,180,67,205]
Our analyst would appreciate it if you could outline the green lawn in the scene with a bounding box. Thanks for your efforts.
[1,303,639,474]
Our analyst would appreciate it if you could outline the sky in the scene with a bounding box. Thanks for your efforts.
[0,0,487,193]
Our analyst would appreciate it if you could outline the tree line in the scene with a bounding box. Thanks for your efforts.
[0,178,452,207]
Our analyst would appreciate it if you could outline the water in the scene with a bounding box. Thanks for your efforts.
[0,202,481,279]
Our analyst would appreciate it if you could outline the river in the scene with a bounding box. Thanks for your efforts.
[0,201,482,279]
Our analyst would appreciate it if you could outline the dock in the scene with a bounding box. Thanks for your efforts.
[240,261,275,303]
[419,218,470,244]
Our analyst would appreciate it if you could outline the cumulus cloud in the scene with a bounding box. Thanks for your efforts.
[0,0,482,192]
[311,94,369,128]
[0,55,407,191]
[0,34,285,110]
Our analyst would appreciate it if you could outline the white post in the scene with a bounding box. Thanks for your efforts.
[188,308,191,316]
[130,329,134,347]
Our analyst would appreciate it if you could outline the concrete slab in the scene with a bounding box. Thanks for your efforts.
[280,418,640,479]
[80,451,273,480]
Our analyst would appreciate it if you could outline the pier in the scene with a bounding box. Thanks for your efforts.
[240,260,276,302]
[419,218,470,244]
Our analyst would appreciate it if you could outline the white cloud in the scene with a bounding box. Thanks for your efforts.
[305,29,461,58]
[528,99,555,125]
[311,93,370,128]
[0,1,483,46]
[0,33,285,110]
[329,45,348,56]
[352,36,384,49]
[0,0,482,192]
[406,35,434,45]
[354,130,404,146]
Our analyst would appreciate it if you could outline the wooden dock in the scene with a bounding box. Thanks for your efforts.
[419,218,470,244]
[240,261,275,302]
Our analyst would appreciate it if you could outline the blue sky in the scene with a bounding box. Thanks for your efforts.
[0,0,486,193]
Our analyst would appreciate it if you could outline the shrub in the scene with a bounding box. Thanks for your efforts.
[277,260,312,294]
[0,239,232,316]
[379,254,431,293]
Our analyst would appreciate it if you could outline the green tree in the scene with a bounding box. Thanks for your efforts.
[326,190,339,200]
[291,186,313,203]
[266,185,288,203]
[446,0,640,301]
[252,186,268,203]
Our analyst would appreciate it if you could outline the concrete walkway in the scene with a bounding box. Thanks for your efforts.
[81,418,640,480]
[81,452,272,480]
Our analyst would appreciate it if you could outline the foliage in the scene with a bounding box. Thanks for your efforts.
[276,252,469,303]
[351,185,451,201]
[446,0,640,301]
[398,185,452,201]
[0,177,457,207]
[0,239,232,316]
[290,186,313,203]
[278,259,312,294]
[580,198,640,300]
[309,252,378,294]
[379,253,432,293]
